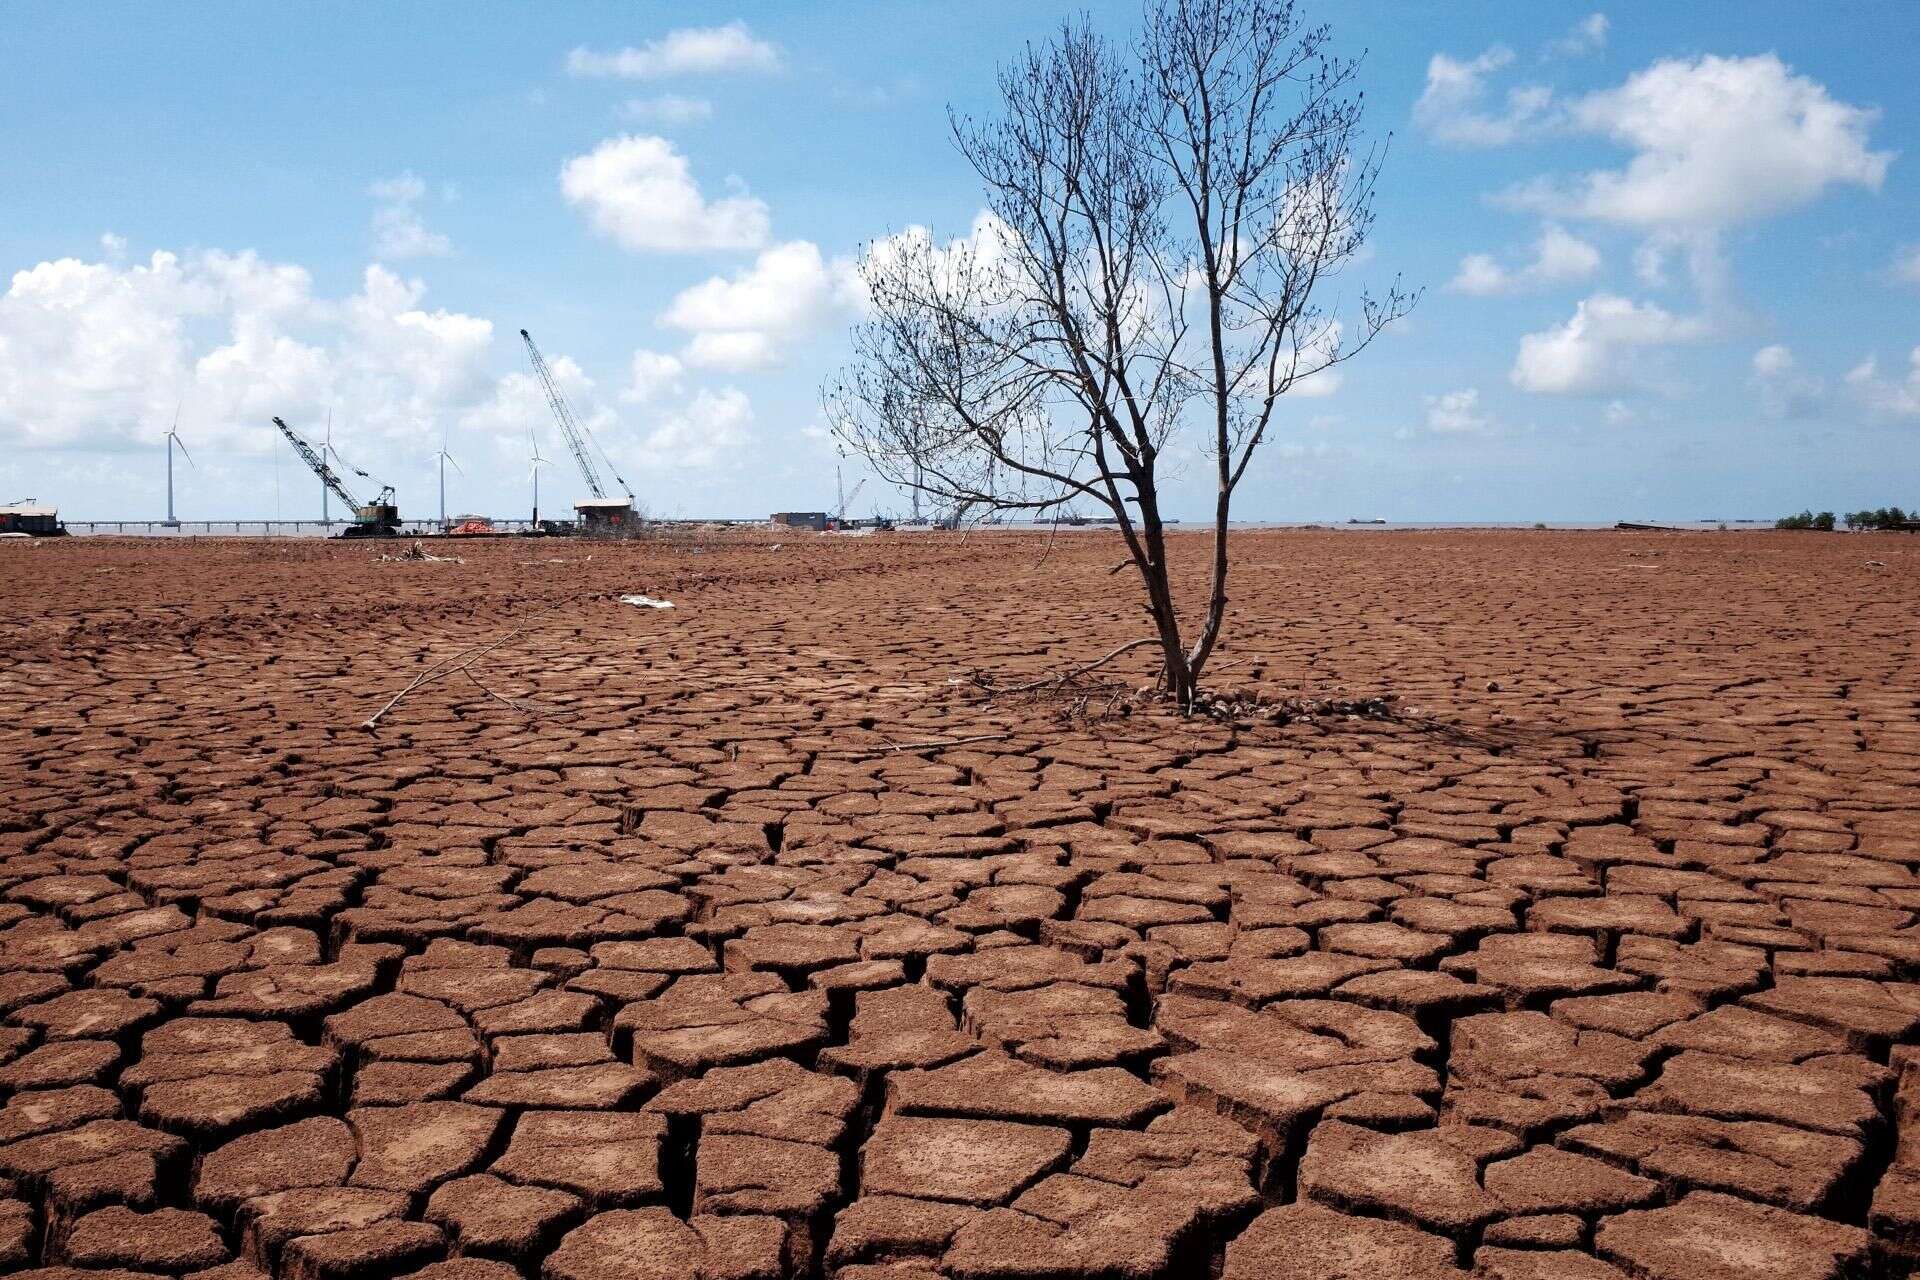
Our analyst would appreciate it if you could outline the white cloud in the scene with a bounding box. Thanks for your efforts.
[568,23,780,80]
[1547,13,1609,59]
[661,240,861,369]
[369,171,452,260]
[632,386,753,469]
[621,350,684,404]
[1846,349,1920,420]
[620,95,714,125]
[1510,292,1709,396]
[1414,47,1555,147]
[1424,387,1493,434]
[1893,245,1920,288]
[859,212,1020,307]
[1750,344,1824,419]
[560,135,769,253]
[1504,54,1890,230]
[1449,224,1600,295]
[0,248,496,456]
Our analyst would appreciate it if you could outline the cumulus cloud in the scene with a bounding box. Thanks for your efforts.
[632,386,753,469]
[620,95,714,125]
[662,240,862,370]
[0,248,495,456]
[1413,47,1555,147]
[1846,349,1920,420]
[621,350,684,404]
[1449,224,1600,295]
[369,172,452,260]
[568,22,780,80]
[1504,54,1890,230]
[560,135,769,253]
[1424,388,1493,434]
[1547,13,1609,59]
[1510,292,1709,396]
[1750,344,1824,419]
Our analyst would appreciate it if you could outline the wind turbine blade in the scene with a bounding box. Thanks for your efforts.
[176,437,195,468]
[447,454,464,476]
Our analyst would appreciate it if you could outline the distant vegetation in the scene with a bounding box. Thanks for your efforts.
[1775,507,1913,531]
[1844,506,1911,530]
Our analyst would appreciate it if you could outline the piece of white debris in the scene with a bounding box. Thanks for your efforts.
[618,594,675,609]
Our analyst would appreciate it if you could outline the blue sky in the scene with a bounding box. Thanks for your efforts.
[2,1,1915,522]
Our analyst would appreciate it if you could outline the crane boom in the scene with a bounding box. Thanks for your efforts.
[519,329,633,502]
[273,416,362,511]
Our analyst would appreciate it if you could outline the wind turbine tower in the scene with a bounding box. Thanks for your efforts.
[163,407,193,528]
[528,425,551,527]
[435,425,463,531]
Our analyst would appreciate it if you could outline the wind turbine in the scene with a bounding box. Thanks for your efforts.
[163,405,193,528]
[528,424,551,529]
[435,424,463,531]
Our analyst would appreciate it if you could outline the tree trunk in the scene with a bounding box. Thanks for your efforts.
[1129,474,1197,710]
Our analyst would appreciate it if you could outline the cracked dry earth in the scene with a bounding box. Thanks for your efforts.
[1,530,1918,1280]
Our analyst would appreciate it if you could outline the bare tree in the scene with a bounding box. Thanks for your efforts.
[826,0,1412,709]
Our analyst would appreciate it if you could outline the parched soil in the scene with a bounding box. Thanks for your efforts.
[1,527,1918,1280]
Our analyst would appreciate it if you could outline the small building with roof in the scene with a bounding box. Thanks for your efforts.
[0,502,64,536]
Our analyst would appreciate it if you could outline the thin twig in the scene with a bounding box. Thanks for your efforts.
[986,637,1160,694]
[361,629,524,731]
[825,731,1016,757]
[881,732,1012,753]
[1107,558,1132,575]
[1030,517,1062,573]
[459,666,557,720]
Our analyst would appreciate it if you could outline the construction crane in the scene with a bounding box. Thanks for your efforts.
[519,329,633,504]
[271,416,401,537]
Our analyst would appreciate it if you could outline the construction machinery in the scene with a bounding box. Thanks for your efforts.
[519,328,635,535]
[270,416,402,537]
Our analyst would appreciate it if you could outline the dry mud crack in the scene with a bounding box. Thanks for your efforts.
[2,528,1919,1280]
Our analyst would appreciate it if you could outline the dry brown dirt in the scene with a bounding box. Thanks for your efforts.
[2,527,1918,1280]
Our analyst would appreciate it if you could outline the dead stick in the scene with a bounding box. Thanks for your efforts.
[459,665,556,719]
[882,732,1012,753]
[1030,518,1062,574]
[362,628,523,731]
[992,637,1159,694]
